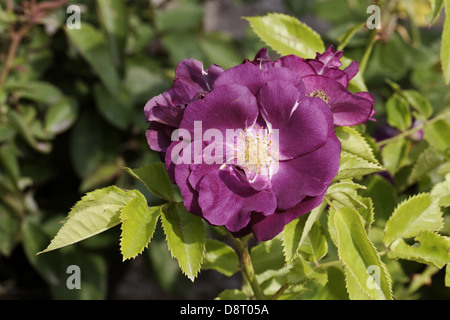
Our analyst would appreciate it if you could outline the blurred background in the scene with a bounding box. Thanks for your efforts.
[0,0,449,299]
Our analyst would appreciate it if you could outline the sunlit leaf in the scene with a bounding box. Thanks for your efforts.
[329,207,392,300]
[38,186,135,254]
[160,202,206,281]
[245,13,325,58]
[120,193,161,261]
[123,163,174,201]
[202,239,240,277]
[384,193,444,247]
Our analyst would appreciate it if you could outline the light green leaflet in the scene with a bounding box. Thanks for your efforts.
[38,186,137,254]
[120,192,161,261]
[244,13,324,59]
[329,207,392,300]
[441,0,450,83]
[160,202,206,281]
[384,193,444,247]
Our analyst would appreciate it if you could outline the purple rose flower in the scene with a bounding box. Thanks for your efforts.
[165,62,341,241]
[144,59,223,153]
[246,46,375,126]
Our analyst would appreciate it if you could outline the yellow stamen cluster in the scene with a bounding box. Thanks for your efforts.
[307,89,330,103]
[235,125,279,175]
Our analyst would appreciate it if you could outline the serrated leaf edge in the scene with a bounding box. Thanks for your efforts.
[332,208,393,300]
[160,203,206,281]
[119,202,162,261]
[384,192,444,247]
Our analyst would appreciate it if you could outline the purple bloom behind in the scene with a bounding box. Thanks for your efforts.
[248,46,375,126]
[144,59,223,153]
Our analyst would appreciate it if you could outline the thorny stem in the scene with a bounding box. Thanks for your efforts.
[0,0,67,87]
[0,23,31,87]
[376,110,450,148]
[233,236,266,300]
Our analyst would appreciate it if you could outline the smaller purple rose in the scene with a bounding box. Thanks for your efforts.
[144,59,224,153]
[246,46,375,126]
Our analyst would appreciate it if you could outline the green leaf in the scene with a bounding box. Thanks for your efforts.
[244,13,325,59]
[427,0,444,25]
[408,146,443,184]
[341,56,368,92]
[441,0,450,83]
[384,193,444,247]
[402,90,433,119]
[4,81,64,105]
[0,204,20,256]
[44,98,78,134]
[334,152,383,181]
[431,173,450,207]
[360,175,398,227]
[329,207,392,300]
[199,33,242,70]
[283,203,324,263]
[335,127,379,164]
[155,2,203,32]
[344,266,371,300]
[216,289,249,300]
[250,237,285,274]
[79,161,123,193]
[288,255,328,286]
[38,186,135,254]
[388,231,450,268]
[123,163,174,201]
[424,119,450,152]
[327,180,368,209]
[386,94,412,131]
[298,221,328,264]
[0,142,20,188]
[160,202,206,281]
[96,0,128,68]
[7,109,51,154]
[202,239,240,277]
[93,83,132,130]
[23,216,107,299]
[381,140,410,175]
[446,264,450,287]
[65,23,121,98]
[69,109,120,179]
[282,214,308,263]
[120,192,161,261]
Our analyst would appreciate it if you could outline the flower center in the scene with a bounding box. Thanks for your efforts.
[234,125,279,176]
[307,89,330,103]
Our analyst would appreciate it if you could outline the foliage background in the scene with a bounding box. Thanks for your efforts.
[0,0,449,299]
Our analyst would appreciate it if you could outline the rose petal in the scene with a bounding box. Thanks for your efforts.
[302,75,374,126]
[197,170,277,232]
[256,80,330,159]
[269,125,340,211]
[180,84,259,134]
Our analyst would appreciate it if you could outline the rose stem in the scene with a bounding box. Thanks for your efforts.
[233,236,266,300]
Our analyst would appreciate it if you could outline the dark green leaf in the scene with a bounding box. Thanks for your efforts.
[123,163,174,201]
[65,23,121,97]
[202,239,240,277]
[96,0,128,68]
